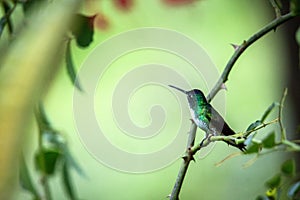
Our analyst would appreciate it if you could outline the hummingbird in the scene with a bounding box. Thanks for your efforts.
[169,85,245,151]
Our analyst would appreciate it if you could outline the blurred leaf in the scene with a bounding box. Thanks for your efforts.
[262,132,276,148]
[261,103,278,122]
[290,0,300,15]
[19,155,40,199]
[63,146,85,177]
[244,134,254,146]
[288,181,300,199]
[35,103,51,130]
[70,14,95,48]
[65,40,83,91]
[296,27,300,46]
[256,195,269,200]
[62,161,77,200]
[281,159,295,176]
[246,141,261,154]
[22,0,47,15]
[35,149,61,175]
[265,173,281,188]
[247,120,262,132]
[266,187,277,199]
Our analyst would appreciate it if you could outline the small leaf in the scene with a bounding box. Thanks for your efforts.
[288,181,300,199]
[19,155,40,199]
[35,149,61,175]
[261,103,278,122]
[245,141,261,154]
[266,187,277,198]
[62,161,77,200]
[246,120,262,132]
[70,14,95,48]
[281,159,295,176]
[265,173,281,188]
[262,132,276,149]
[65,40,83,91]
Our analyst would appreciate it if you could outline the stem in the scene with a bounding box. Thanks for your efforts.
[169,12,296,200]
[279,88,288,141]
[0,1,16,37]
[207,12,294,102]
[35,108,52,200]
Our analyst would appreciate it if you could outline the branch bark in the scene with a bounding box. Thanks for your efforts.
[169,11,296,200]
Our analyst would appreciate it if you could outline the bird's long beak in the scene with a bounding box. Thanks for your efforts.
[168,85,187,94]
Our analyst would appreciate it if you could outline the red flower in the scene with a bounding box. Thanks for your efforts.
[162,0,196,6]
[95,13,109,30]
[114,0,133,11]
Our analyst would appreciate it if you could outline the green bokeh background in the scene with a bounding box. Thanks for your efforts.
[16,0,291,199]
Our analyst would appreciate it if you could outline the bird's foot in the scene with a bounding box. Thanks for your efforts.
[199,133,214,148]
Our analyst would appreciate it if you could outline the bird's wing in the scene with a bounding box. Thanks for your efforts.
[206,104,236,136]
[207,104,246,152]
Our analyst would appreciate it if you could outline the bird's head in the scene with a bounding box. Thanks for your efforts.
[168,85,207,106]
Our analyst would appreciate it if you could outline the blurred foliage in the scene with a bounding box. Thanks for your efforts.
[256,158,299,200]
[19,104,83,200]
[0,0,300,199]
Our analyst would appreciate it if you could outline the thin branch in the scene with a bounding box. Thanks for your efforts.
[279,88,288,141]
[169,123,197,200]
[169,12,296,200]
[244,118,279,137]
[269,0,282,18]
[206,12,294,102]
[191,118,278,154]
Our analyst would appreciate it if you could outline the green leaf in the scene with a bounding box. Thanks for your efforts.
[35,103,51,130]
[22,0,47,16]
[245,141,261,154]
[262,132,276,149]
[288,181,300,199]
[281,159,295,176]
[261,103,278,122]
[290,0,300,15]
[35,149,61,175]
[19,155,40,199]
[65,40,83,91]
[70,14,95,48]
[63,146,85,177]
[246,120,262,132]
[265,173,281,188]
[62,161,77,200]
